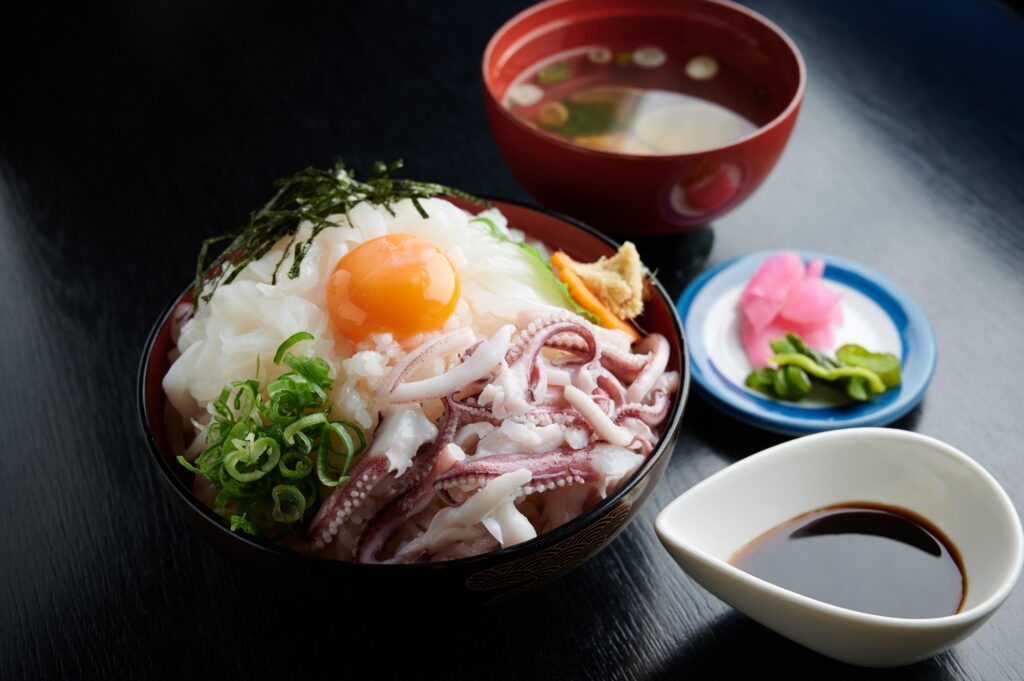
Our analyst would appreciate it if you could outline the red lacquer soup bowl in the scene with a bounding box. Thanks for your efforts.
[137,198,690,604]
[483,0,806,234]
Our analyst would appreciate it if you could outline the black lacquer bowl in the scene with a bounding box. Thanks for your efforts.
[137,198,689,604]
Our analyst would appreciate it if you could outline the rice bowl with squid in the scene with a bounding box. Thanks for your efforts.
[157,161,681,565]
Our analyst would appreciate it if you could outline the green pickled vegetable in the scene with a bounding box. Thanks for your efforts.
[769,336,798,355]
[836,344,901,388]
[745,367,776,394]
[785,333,838,369]
[844,376,870,402]
[743,333,902,404]
[772,365,813,400]
[744,364,811,401]
[768,353,888,394]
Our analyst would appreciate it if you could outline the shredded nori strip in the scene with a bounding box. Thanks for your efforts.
[193,159,485,307]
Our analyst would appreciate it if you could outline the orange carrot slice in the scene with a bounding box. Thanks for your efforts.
[551,251,642,343]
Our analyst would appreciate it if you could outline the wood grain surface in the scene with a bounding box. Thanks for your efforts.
[1,1,1022,679]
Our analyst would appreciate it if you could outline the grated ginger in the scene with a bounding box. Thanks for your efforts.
[568,242,649,320]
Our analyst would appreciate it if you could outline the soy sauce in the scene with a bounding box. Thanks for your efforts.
[729,502,966,618]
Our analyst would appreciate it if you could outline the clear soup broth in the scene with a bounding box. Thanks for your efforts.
[504,45,772,155]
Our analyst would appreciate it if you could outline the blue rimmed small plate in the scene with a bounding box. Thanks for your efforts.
[676,250,936,435]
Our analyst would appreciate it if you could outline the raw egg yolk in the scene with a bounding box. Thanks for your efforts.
[326,233,460,342]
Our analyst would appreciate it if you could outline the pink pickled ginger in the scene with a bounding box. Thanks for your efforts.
[739,253,842,367]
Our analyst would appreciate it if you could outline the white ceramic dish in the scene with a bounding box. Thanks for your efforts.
[654,428,1023,667]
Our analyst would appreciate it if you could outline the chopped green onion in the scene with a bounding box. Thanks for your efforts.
[271,485,307,524]
[223,435,281,482]
[176,455,201,474]
[283,413,327,445]
[340,420,367,457]
[274,332,315,364]
[279,450,313,479]
[176,333,365,537]
[230,515,258,536]
[322,422,355,460]
[283,354,333,390]
[317,441,350,488]
[214,488,232,509]
[292,430,313,455]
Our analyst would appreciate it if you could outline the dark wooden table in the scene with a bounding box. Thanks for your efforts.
[2,1,1022,679]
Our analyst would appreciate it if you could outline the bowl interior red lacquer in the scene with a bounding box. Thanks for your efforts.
[482,0,806,234]
[137,198,689,587]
